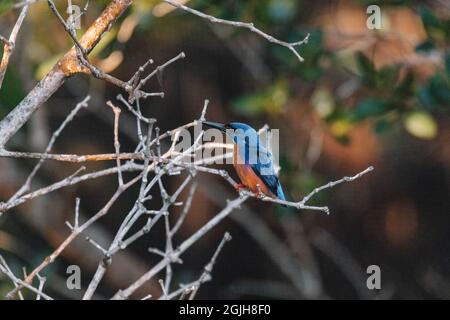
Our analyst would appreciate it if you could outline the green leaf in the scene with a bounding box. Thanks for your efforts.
[267,0,296,23]
[300,66,324,81]
[0,67,26,116]
[419,6,441,29]
[394,72,414,97]
[232,80,289,116]
[445,52,450,76]
[404,111,437,139]
[232,94,267,117]
[311,88,335,118]
[374,118,392,134]
[356,52,375,83]
[353,98,389,120]
[418,85,436,109]
[429,74,450,104]
[377,66,399,85]
[415,39,435,52]
[330,118,352,141]
[0,0,14,16]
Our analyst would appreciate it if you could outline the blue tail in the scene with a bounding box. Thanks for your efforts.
[276,183,288,208]
[276,183,286,201]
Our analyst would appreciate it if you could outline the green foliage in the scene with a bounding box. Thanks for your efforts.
[404,111,437,139]
[356,53,400,90]
[373,118,392,134]
[312,87,335,119]
[194,0,298,26]
[232,79,289,116]
[352,98,390,121]
[198,0,449,141]
[419,6,441,30]
[418,70,450,110]
[266,0,297,24]
[340,50,447,139]
[274,30,326,81]
[417,6,450,50]
[0,68,26,117]
[0,0,14,16]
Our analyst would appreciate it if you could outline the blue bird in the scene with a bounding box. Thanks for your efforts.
[202,121,286,202]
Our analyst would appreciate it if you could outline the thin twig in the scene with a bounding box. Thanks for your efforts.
[7,96,90,203]
[0,256,53,300]
[188,232,232,299]
[164,0,309,62]
[239,166,375,215]
[0,0,134,148]
[0,4,29,89]
[107,101,124,186]
[5,173,143,299]
[112,196,247,299]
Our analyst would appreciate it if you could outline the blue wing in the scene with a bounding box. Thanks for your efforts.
[253,168,286,200]
[248,144,286,201]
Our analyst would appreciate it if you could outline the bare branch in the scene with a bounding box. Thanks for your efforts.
[0,0,133,148]
[0,255,25,300]
[35,273,47,300]
[170,181,197,236]
[107,101,124,186]
[241,166,375,214]
[300,166,374,206]
[111,196,247,299]
[8,96,90,203]
[0,4,29,89]
[0,255,53,300]
[0,0,376,302]
[0,164,137,214]
[164,0,309,62]
[160,232,232,300]
[188,232,232,300]
[5,173,143,299]
[132,52,186,100]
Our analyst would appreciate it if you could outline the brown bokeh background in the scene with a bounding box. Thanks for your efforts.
[0,0,449,299]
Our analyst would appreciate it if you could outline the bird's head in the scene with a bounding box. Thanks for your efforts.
[202,121,259,146]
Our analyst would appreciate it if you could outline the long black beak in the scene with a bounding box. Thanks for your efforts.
[202,121,226,132]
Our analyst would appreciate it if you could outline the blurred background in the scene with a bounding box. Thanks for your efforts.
[0,0,449,299]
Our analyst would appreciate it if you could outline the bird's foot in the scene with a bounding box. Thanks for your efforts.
[234,183,247,191]
[254,191,266,199]
[234,183,249,197]
[254,184,266,199]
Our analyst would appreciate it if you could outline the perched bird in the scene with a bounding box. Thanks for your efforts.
[202,121,286,202]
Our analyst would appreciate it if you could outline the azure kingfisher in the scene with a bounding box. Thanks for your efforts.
[202,121,286,202]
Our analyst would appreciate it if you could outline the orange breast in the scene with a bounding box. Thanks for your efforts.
[233,144,274,197]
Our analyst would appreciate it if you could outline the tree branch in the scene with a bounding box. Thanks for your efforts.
[0,4,29,89]
[164,0,309,62]
[0,0,133,148]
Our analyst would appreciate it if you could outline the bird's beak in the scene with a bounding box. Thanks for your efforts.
[202,121,226,132]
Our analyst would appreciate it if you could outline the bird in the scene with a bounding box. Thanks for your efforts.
[202,121,286,202]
